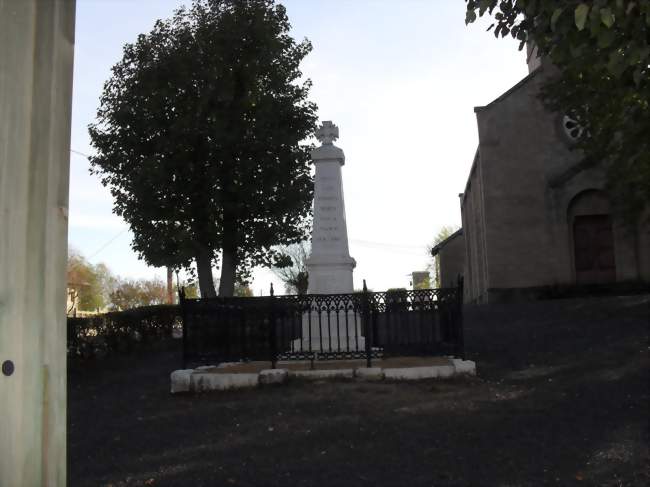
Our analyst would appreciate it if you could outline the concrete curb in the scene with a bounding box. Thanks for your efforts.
[452,359,477,376]
[171,360,477,393]
[354,367,384,380]
[170,369,193,393]
[191,372,259,392]
[289,369,354,380]
[384,365,450,381]
[259,369,288,385]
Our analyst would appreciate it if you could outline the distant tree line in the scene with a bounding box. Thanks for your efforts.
[66,248,199,312]
[67,248,256,312]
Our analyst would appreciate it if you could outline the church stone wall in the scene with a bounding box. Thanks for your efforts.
[461,67,649,302]
[461,154,489,303]
[439,233,465,289]
[474,71,582,294]
[638,210,650,282]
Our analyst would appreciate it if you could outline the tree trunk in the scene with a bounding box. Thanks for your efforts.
[196,247,217,298]
[166,267,174,304]
[219,238,237,297]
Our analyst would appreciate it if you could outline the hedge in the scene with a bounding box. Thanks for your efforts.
[67,304,181,359]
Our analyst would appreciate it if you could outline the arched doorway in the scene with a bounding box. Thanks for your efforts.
[568,190,616,284]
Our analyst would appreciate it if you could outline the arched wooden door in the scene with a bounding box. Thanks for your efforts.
[573,214,616,284]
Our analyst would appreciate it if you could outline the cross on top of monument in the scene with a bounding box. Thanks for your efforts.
[315,121,339,145]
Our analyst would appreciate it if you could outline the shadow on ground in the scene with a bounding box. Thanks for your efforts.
[68,295,650,487]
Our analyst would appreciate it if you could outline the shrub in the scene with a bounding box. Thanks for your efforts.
[67,304,181,359]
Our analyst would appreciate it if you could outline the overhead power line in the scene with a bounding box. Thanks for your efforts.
[70,148,129,260]
[71,149,92,159]
[71,149,428,258]
[350,238,428,250]
[87,228,129,260]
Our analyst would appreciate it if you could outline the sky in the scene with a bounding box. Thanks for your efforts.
[69,0,528,295]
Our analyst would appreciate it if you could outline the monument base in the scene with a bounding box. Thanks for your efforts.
[290,310,366,353]
[306,256,356,295]
[291,336,367,354]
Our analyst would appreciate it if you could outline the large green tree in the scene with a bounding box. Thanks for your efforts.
[465,0,649,220]
[89,0,317,297]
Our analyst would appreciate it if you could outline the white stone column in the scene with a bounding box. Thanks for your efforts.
[307,121,356,294]
[0,1,75,485]
[293,122,364,353]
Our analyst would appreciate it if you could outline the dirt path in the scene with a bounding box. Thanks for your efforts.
[68,295,649,486]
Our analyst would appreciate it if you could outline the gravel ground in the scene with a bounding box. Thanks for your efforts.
[68,295,649,487]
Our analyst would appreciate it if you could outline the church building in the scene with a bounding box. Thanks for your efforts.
[433,52,650,303]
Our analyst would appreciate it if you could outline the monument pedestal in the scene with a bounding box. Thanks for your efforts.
[292,309,365,353]
[306,255,356,295]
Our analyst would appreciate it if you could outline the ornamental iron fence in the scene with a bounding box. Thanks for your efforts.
[180,279,464,369]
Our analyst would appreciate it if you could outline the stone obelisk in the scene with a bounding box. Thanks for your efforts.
[307,121,356,294]
[294,121,363,353]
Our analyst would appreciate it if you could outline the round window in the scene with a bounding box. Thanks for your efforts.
[562,114,584,142]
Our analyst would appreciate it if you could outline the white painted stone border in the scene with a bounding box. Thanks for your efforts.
[191,372,259,392]
[171,359,476,393]
[259,369,288,385]
[383,364,455,381]
[289,369,354,380]
[354,367,384,380]
[452,358,477,376]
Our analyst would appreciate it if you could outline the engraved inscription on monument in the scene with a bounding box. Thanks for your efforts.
[307,121,355,271]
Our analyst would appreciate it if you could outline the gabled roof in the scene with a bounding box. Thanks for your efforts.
[430,229,463,256]
[460,148,480,205]
[460,67,544,205]
[473,67,542,113]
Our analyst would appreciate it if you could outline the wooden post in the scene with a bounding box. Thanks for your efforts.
[0,1,76,486]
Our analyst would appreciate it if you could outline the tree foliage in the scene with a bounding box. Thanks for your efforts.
[109,277,169,310]
[67,249,179,311]
[465,0,650,220]
[67,250,114,311]
[174,280,200,300]
[413,273,431,290]
[89,0,318,298]
[234,284,255,296]
[271,241,310,294]
[418,277,431,290]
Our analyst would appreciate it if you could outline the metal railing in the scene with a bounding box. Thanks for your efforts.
[180,280,464,369]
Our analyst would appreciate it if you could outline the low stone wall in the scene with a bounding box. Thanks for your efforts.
[171,357,476,393]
